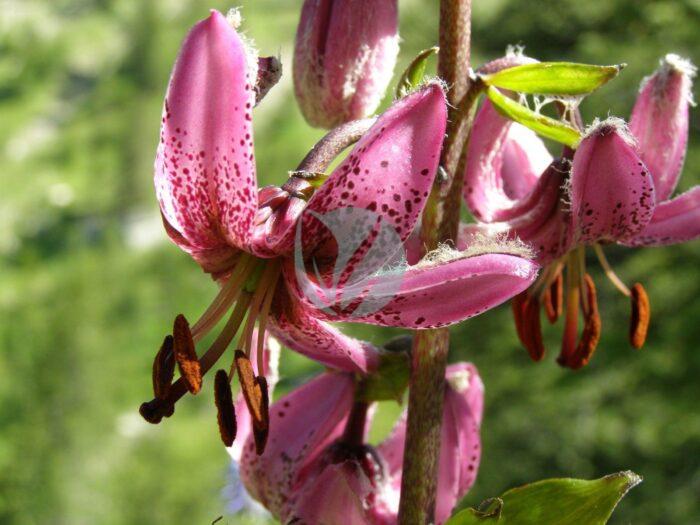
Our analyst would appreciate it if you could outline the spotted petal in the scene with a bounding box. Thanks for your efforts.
[463,100,552,222]
[624,186,700,247]
[239,371,355,520]
[155,10,258,254]
[301,83,447,250]
[630,55,695,202]
[291,252,538,329]
[570,119,655,244]
[268,284,381,373]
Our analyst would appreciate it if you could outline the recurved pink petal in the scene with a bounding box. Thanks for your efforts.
[301,83,447,249]
[155,10,258,253]
[570,119,655,244]
[630,54,695,202]
[463,100,552,222]
[295,250,538,327]
[239,371,355,519]
[268,284,381,373]
[624,186,700,246]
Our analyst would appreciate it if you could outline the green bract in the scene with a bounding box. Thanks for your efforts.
[486,86,581,147]
[482,62,624,96]
[446,471,642,525]
[396,47,439,98]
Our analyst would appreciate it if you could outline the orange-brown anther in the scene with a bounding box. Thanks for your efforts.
[544,271,563,324]
[629,283,650,350]
[253,376,270,455]
[523,295,546,361]
[152,335,175,400]
[214,369,237,447]
[569,274,602,370]
[173,314,202,394]
[512,292,529,347]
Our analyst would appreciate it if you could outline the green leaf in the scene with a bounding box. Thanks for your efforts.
[446,471,642,525]
[358,351,410,403]
[486,86,581,147]
[396,47,439,98]
[482,62,624,95]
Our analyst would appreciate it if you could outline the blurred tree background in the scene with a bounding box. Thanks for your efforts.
[1,0,699,523]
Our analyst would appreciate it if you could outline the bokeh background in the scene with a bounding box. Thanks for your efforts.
[2,0,699,523]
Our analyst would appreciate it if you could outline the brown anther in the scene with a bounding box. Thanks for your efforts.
[152,335,175,400]
[543,271,563,324]
[214,370,237,447]
[173,314,202,394]
[139,398,175,424]
[523,294,546,361]
[235,350,265,424]
[629,283,650,350]
[511,292,529,345]
[569,274,601,369]
[253,376,270,455]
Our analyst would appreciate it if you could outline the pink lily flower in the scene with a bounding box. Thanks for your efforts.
[294,0,399,128]
[463,54,700,368]
[141,9,538,440]
[239,363,483,525]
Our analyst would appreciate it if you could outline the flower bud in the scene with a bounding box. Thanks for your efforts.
[629,54,696,202]
[293,0,399,128]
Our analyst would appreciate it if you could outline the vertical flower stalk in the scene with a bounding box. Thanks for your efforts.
[399,0,474,523]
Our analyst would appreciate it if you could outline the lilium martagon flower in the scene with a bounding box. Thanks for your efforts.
[238,359,483,525]
[461,53,700,369]
[139,9,539,452]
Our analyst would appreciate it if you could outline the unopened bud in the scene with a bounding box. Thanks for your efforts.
[293,0,399,128]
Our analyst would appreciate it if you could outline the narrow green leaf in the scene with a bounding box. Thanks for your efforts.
[396,47,439,98]
[482,62,625,95]
[446,471,642,525]
[486,86,581,147]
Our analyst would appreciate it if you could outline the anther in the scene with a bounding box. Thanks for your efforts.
[214,370,237,447]
[543,271,563,324]
[152,335,175,400]
[512,292,529,346]
[253,376,270,455]
[173,314,202,394]
[523,295,545,361]
[569,274,601,369]
[235,351,265,426]
[629,283,650,350]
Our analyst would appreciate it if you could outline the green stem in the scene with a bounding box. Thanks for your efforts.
[398,1,474,523]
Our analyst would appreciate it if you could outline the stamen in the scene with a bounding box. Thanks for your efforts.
[569,274,602,369]
[629,283,650,349]
[152,335,175,400]
[234,350,269,455]
[523,294,545,361]
[256,278,278,377]
[543,270,563,324]
[511,292,545,361]
[511,292,529,348]
[238,262,280,357]
[173,314,202,394]
[139,293,253,424]
[191,254,256,342]
[593,244,631,297]
[558,254,581,367]
[253,376,270,455]
[214,369,237,447]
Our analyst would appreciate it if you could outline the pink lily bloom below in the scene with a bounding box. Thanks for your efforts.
[239,363,484,525]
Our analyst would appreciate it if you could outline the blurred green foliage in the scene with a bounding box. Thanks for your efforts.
[0,0,698,524]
